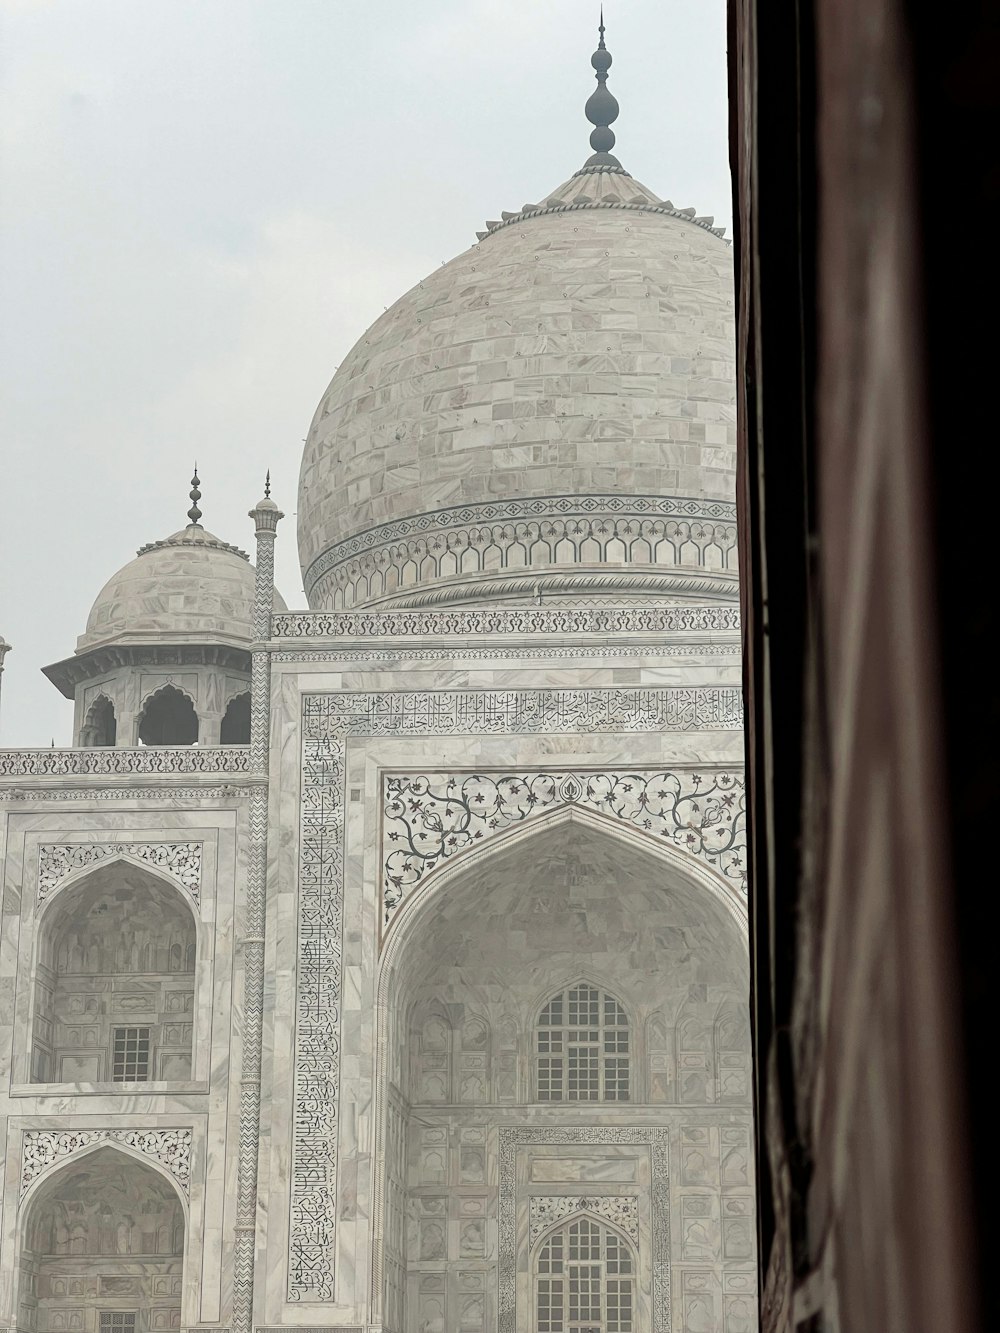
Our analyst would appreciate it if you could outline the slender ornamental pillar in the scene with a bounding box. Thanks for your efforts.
[233,477,283,1333]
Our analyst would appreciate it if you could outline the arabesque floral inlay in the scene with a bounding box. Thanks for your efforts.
[383,769,746,924]
[529,1194,640,1245]
[20,1128,192,1197]
[37,841,202,907]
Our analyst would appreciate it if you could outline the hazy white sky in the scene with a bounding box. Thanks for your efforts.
[0,0,731,747]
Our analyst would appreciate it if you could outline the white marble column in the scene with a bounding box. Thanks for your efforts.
[232,478,283,1333]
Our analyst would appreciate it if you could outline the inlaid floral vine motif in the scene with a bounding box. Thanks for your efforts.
[37,841,203,907]
[20,1128,192,1197]
[383,768,746,923]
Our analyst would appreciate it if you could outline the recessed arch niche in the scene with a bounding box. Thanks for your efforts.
[219,690,251,744]
[374,812,751,1332]
[31,860,197,1085]
[18,1144,184,1332]
[81,693,117,747]
[533,1213,639,1333]
[137,684,199,746]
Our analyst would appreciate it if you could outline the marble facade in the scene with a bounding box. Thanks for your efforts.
[0,33,755,1329]
[1,617,753,1331]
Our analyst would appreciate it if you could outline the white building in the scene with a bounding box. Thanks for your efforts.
[0,27,752,1333]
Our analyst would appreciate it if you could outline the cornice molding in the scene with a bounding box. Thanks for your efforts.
[373,568,738,610]
[43,642,252,699]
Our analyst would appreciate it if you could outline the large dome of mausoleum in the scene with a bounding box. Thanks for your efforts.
[298,32,737,611]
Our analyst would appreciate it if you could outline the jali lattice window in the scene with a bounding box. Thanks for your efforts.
[99,1315,137,1333]
[112,1026,151,1082]
[536,983,630,1101]
[536,1217,635,1332]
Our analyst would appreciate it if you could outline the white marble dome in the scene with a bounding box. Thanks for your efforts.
[79,523,287,652]
[298,164,737,611]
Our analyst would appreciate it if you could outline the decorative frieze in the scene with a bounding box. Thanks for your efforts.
[383,769,745,927]
[291,688,727,1303]
[37,841,203,908]
[302,495,738,607]
[0,784,257,802]
[498,1127,669,1333]
[274,641,741,665]
[309,494,736,573]
[20,1128,192,1197]
[303,495,736,596]
[529,1194,640,1245]
[0,746,252,779]
[272,604,741,640]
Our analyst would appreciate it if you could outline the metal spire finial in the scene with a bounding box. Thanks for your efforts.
[584,9,622,170]
[265,469,271,498]
[187,466,203,526]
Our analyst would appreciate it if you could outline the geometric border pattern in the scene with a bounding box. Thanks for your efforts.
[273,603,741,640]
[0,785,258,803]
[499,1127,669,1333]
[275,641,741,665]
[291,687,738,1302]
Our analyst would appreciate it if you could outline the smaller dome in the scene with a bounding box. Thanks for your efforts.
[79,524,286,652]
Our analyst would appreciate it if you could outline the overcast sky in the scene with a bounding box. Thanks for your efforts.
[0,0,731,747]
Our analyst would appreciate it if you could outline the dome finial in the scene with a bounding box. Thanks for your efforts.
[188,465,203,527]
[583,7,622,171]
[265,469,271,498]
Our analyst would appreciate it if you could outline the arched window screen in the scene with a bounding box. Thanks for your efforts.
[536,983,630,1101]
[536,1217,635,1332]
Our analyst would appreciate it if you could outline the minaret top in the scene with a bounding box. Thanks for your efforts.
[250,471,284,534]
[187,466,203,527]
[582,8,623,172]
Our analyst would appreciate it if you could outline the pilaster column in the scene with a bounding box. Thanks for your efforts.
[233,479,283,1333]
[199,711,223,747]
